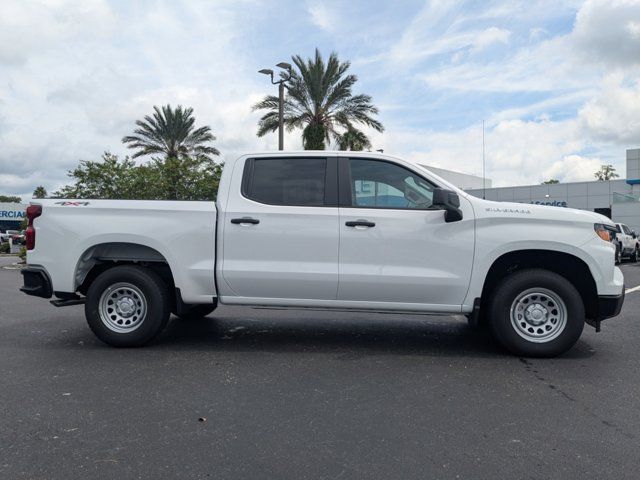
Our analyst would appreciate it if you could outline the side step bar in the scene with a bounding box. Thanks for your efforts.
[50,294,86,307]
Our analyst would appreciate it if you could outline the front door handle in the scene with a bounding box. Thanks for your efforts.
[345,220,375,228]
[231,217,260,225]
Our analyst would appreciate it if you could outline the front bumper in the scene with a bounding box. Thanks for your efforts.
[20,266,53,299]
[596,289,625,321]
[586,287,625,332]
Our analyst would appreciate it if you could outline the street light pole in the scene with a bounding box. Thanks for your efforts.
[259,62,292,151]
[278,81,284,150]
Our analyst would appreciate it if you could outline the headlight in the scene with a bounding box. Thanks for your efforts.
[594,223,613,242]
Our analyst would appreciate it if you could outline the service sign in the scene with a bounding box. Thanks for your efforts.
[530,200,568,207]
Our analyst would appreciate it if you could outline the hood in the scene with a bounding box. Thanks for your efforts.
[476,198,614,226]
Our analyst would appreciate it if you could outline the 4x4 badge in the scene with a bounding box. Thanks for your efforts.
[54,201,90,206]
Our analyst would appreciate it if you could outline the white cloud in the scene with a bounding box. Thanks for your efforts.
[373,0,639,188]
[0,0,115,64]
[572,0,640,66]
[388,25,512,66]
[579,74,640,144]
[542,154,603,182]
[416,0,640,93]
[528,27,548,42]
[0,0,275,197]
[471,26,511,52]
[420,34,582,92]
[307,4,336,32]
[361,115,611,187]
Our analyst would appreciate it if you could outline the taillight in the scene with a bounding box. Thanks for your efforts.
[25,204,42,251]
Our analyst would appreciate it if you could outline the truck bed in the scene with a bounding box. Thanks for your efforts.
[28,199,218,304]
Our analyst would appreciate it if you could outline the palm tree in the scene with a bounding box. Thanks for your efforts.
[337,126,372,151]
[122,105,219,160]
[594,164,619,181]
[253,49,384,150]
[32,186,48,198]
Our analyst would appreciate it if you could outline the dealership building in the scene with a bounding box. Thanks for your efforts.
[464,148,640,232]
[0,203,27,232]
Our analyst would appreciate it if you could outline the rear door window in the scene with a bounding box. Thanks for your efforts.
[244,158,327,206]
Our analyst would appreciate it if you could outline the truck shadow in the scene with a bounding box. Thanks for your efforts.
[153,306,596,359]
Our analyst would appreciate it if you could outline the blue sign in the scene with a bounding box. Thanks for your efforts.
[530,200,567,207]
[0,210,24,219]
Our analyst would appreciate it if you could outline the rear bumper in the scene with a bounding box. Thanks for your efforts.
[20,266,53,299]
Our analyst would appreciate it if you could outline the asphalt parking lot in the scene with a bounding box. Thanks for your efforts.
[1,256,639,479]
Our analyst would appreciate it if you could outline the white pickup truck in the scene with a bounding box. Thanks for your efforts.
[613,222,639,263]
[20,152,624,357]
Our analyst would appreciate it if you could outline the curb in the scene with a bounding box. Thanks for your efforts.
[1,262,25,270]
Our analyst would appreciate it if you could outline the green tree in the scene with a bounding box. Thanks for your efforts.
[594,164,619,181]
[143,156,223,201]
[0,195,21,203]
[122,104,219,161]
[337,126,372,151]
[32,186,47,198]
[253,49,384,150]
[54,152,146,199]
[541,179,559,184]
[53,152,222,201]
[119,105,221,200]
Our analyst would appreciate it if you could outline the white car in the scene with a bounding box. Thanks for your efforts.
[613,223,638,263]
[0,229,20,243]
[20,151,624,357]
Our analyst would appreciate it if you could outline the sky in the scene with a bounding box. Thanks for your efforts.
[1,0,640,199]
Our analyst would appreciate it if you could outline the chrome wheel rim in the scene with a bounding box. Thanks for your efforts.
[99,282,147,333]
[510,288,567,343]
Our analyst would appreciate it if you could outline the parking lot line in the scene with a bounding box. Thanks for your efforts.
[625,285,640,294]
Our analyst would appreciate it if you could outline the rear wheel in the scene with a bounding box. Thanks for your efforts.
[85,265,170,347]
[488,269,584,357]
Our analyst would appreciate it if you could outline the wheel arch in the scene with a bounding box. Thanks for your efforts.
[479,249,598,321]
[74,242,176,300]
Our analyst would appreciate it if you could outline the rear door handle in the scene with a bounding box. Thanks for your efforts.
[231,217,260,225]
[345,220,375,228]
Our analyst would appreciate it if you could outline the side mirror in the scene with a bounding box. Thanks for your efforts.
[432,188,463,223]
[632,231,637,239]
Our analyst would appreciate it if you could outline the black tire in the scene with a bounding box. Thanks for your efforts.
[85,265,171,347]
[630,248,638,263]
[487,269,585,357]
[175,302,217,320]
[615,244,622,265]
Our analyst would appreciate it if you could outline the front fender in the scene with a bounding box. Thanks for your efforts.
[464,239,608,308]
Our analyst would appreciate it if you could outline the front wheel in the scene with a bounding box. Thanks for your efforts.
[630,247,638,263]
[487,269,585,357]
[85,265,171,347]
